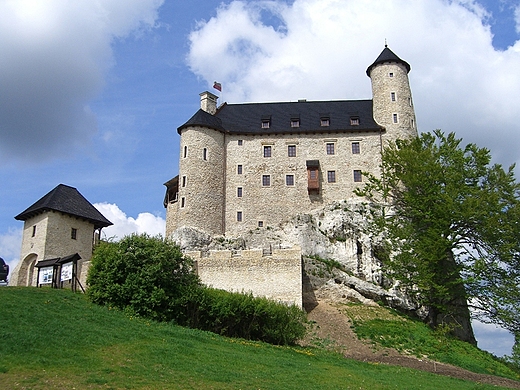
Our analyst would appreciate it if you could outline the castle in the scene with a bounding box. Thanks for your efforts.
[164,46,417,238]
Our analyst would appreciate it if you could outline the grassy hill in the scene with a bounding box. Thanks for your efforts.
[0,287,518,389]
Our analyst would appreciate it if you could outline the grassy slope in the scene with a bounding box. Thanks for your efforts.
[0,287,514,390]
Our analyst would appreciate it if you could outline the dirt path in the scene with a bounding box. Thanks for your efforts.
[300,300,520,389]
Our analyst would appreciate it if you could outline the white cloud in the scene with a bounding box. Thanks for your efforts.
[0,0,164,164]
[188,0,520,171]
[0,227,22,272]
[94,203,166,240]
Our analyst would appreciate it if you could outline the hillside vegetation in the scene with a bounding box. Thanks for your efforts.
[1,287,518,389]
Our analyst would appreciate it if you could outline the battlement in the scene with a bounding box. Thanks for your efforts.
[186,247,303,307]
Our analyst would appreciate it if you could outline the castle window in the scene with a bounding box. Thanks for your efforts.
[354,170,362,182]
[409,97,412,106]
[237,187,243,197]
[393,113,398,123]
[286,174,294,186]
[203,148,207,160]
[263,145,272,157]
[327,171,336,183]
[237,165,243,174]
[182,176,186,187]
[183,146,187,158]
[32,225,36,237]
[320,116,330,127]
[389,72,394,77]
[238,140,243,146]
[391,92,396,101]
[181,197,186,208]
[258,221,263,227]
[326,143,335,155]
[352,142,360,154]
[261,115,271,129]
[290,115,300,128]
[71,228,77,240]
[262,175,271,187]
[237,211,243,222]
[288,145,296,157]
[310,169,317,180]
[411,119,415,128]
[350,117,359,126]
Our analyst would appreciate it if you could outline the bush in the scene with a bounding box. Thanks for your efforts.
[87,234,200,321]
[175,286,307,345]
[87,234,307,345]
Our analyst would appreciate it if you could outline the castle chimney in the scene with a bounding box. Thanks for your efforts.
[200,91,218,115]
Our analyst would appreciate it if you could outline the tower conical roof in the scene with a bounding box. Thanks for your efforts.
[15,184,112,229]
[366,46,411,76]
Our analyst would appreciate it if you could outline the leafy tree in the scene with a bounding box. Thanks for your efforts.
[87,234,200,321]
[356,130,520,342]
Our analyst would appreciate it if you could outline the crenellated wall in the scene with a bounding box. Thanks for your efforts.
[186,246,303,307]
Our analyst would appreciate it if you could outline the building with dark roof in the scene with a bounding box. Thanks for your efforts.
[165,46,417,238]
[10,184,112,287]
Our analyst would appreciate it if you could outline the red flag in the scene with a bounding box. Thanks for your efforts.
[213,81,222,92]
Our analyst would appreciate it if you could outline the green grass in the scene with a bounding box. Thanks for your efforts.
[0,287,516,389]
[344,304,520,381]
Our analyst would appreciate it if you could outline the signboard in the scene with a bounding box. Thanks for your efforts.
[39,266,53,284]
[61,262,73,282]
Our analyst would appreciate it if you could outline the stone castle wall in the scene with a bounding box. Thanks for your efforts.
[370,62,417,143]
[223,131,382,236]
[186,246,303,307]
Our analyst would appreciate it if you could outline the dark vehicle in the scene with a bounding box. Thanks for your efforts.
[0,257,9,282]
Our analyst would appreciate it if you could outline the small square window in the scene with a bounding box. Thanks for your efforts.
[258,221,263,227]
[291,119,300,128]
[288,145,296,157]
[32,225,36,237]
[391,92,396,101]
[237,187,243,197]
[352,142,360,154]
[238,140,243,146]
[182,176,187,187]
[261,120,270,129]
[350,117,359,126]
[354,170,362,182]
[286,174,294,186]
[263,145,272,157]
[237,211,243,222]
[262,175,271,186]
[389,72,394,77]
[326,143,335,155]
[237,165,243,174]
[71,228,77,240]
[320,118,330,127]
[393,113,398,123]
[327,171,336,183]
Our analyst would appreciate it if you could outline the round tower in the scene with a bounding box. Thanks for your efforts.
[367,45,417,143]
[176,92,226,236]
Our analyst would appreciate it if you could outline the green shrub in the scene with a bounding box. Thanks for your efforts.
[175,286,307,345]
[87,234,200,321]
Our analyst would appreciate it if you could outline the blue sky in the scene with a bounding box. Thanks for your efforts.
[1,0,519,356]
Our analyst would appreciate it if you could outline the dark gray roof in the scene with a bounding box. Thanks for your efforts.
[178,99,383,135]
[366,46,411,76]
[15,184,112,229]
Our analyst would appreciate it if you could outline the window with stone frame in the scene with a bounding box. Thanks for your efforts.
[350,117,359,126]
[393,113,398,123]
[352,142,360,154]
[353,170,362,182]
[263,145,272,157]
[203,148,208,160]
[288,145,296,157]
[286,174,294,186]
[237,211,243,222]
[327,170,336,183]
[182,176,187,187]
[262,175,271,187]
[71,228,77,240]
[237,165,243,174]
[181,197,186,208]
[237,187,243,197]
[238,139,243,145]
[326,143,335,155]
